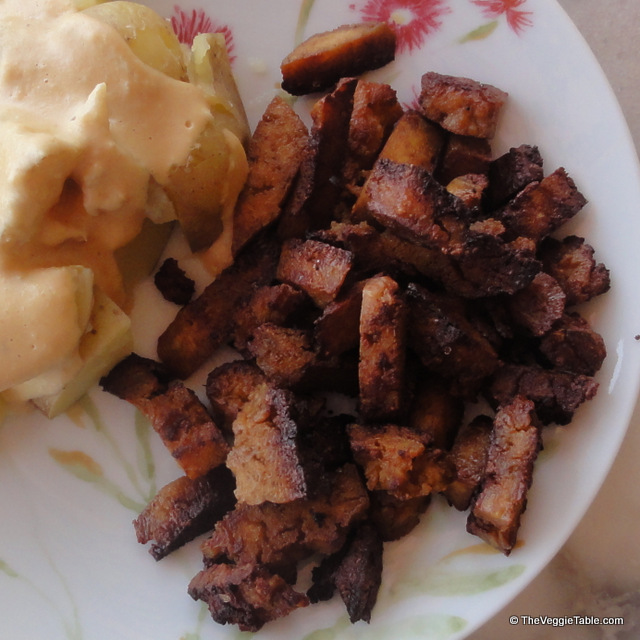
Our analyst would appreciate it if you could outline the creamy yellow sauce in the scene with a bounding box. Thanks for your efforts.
[0,0,239,397]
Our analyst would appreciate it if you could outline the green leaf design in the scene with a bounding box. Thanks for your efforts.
[134,410,156,499]
[459,20,499,43]
[0,558,18,578]
[294,0,316,45]
[421,564,526,596]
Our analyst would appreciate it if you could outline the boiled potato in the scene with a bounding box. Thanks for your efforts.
[83,1,187,80]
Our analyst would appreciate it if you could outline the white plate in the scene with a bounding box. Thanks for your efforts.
[1,0,640,639]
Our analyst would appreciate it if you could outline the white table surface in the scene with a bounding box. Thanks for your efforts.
[470,1,640,638]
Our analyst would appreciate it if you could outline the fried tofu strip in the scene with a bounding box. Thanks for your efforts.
[496,167,587,241]
[226,383,312,505]
[438,134,492,184]
[358,275,407,422]
[308,523,383,623]
[157,235,280,379]
[406,284,499,397]
[280,22,396,96]
[467,396,542,554]
[101,354,229,478]
[278,78,357,237]
[445,415,493,511]
[539,311,607,376]
[378,111,446,172]
[488,362,599,426]
[508,272,566,336]
[446,173,489,209]
[368,492,431,542]
[538,235,610,306]
[188,563,309,633]
[133,466,236,560]
[352,157,469,251]
[205,360,267,434]
[348,423,452,500]
[232,97,309,255]
[201,464,369,570]
[342,80,404,187]
[419,72,508,139]
[277,238,353,308]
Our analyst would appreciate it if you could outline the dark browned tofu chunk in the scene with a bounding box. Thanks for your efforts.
[352,158,469,251]
[188,563,309,632]
[348,423,451,499]
[157,235,280,379]
[358,275,406,422]
[368,492,431,541]
[378,111,446,172]
[446,173,489,209]
[445,415,493,511]
[248,324,316,388]
[406,284,499,397]
[280,22,396,95]
[226,383,311,505]
[205,361,267,434]
[419,72,508,139]
[485,144,544,210]
[308,524,383,623]
[133,466,236,560]
[278,78,357,237]
[508,272,566,336]
[539,312,607,376]
[201,465,369,570]
[101,354,229,479]
[277,238,353,308]
[231,283,309,355]
[496,168,587,242]
[467,396,541,555]
[342,80,404,187]
[538,235,610,306]
[488,362,599,426]
[438,134,492,185]
[232,96,310,255]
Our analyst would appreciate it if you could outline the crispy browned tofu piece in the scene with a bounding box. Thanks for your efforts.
[276,238,353,308]
[406,284,499,397]
[358,275,407,422]
[101,354,229,478]
[308,523,383,623]
[419,72,508,139]
[368,492,431,541]
[485,144,544,210]
[342,80,404,187]
[352,158,469,251]
[438,134,492,185]
[227,383,312,505]
[133,466,236,560]
[446,173,489,209]
[407,375,464,449]
[444,415,493,511]
[348,423,451,500]
[508,272,566,336]
[539,311,606,376]
[314,281,364,358]
[157,234,280,379]
[188,563,309,632]
[278,78,357,237]
[467,396,541,554]
[232,97,309,255]
[154,257,195,306]
[248,324,316,388]
[201,464,369,570]
[538,235,610,306]
[378,111,446,172]
[205,360,267,434]
[488,362,599,426]
[280,22,396,95]
[231,283,309,355]
[496,167,587,241]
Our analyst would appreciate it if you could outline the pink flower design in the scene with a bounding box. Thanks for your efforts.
[471,0,533,35]
[350,0,451,54]
[170,5,236,60]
